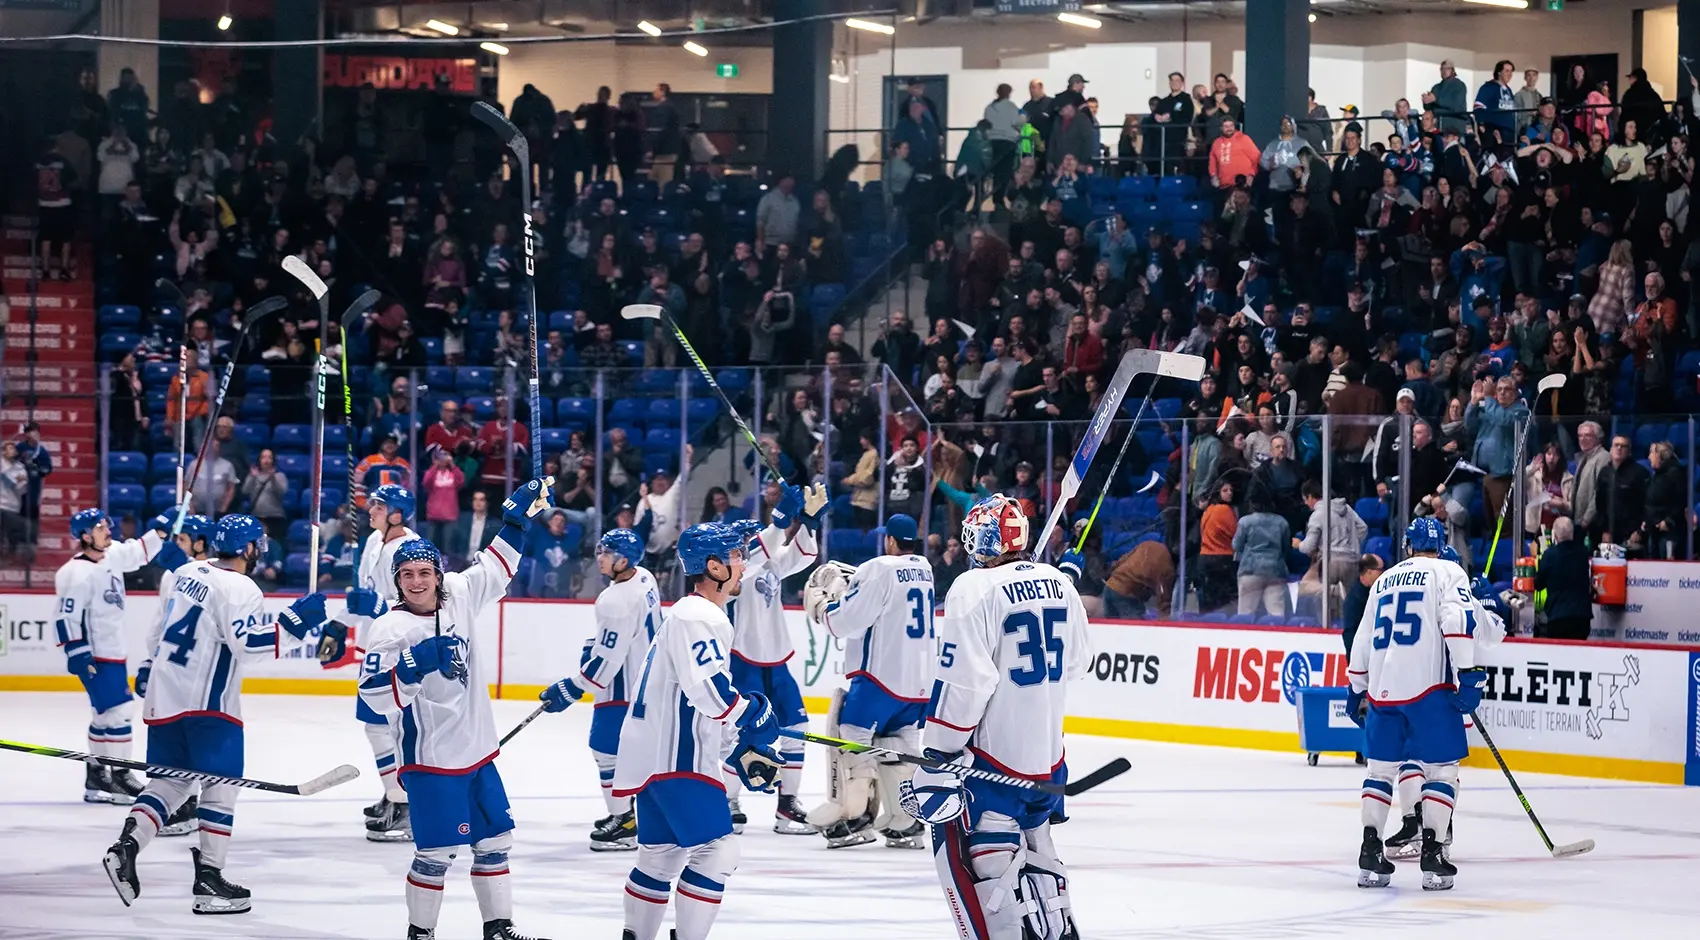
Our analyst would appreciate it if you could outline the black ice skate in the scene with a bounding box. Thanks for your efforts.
[102,817,141,906]
[589,810,637,852]
[84,764,133,805]
[483,918,550,939]
[159,794,199,837]
[821,812,877,849]
[773,795,818,835]
[882,820,926,849]
[1420,829,1456,891]
[1383,810,1422,860]
[729,796,746,835]
[406,925,435,939]
[1356,826,1394,888]
[190,846,251,914]
[365,795,389,819]
[591,811,617,835]
[366,799,412,842]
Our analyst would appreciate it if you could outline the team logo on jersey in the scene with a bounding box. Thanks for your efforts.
[447,634,469,686]
[754,570,778,606]
[458,823,471,835]
[103,587,124,609]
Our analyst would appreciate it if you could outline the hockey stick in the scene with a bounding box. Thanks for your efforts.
[499,704,548,747]
[471,101,544,480]
[336,290,380,554]
[172,295,289,534]
[1482,374,1566,578]
[1032,349,1205,559]
[0,738,359,796]
[1468,714,1595,857]
[781,728,1066,794]
[622,303,784,482]
[283,257,334,588]
[153,279,194,501]
[1065,756,1132,796]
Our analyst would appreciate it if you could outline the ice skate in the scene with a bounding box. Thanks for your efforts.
[821,812,877,849]
[1420,829,1456,891]
[364,795,389,819]
[882,820,926,849]
[102,818,141,906]
[190,846,251,914]
[773,795,818,835]
[83,764,133,805]
[365,798,412,842]
[1357,826,1394,888]
[1383,811,1422,860]
[591,811,616,835]
[483,917,549,939]
[406,925,435,939]
[729,795,746,835]
[110,769,146,800]
[589,810,636,852]
[159,795,199,837]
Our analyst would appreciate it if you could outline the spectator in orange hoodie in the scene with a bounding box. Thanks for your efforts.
[1208,117,1261,191]
[1195,479,1240,613]
[165,358,210,452]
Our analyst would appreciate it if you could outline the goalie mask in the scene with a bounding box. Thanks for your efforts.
[962,494,1029,567]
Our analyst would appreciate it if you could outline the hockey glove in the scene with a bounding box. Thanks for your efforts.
[1470,575,1496,601]
[540,677,586,713]
[395,635,465,684]
[63,638,95,680]
[134,661,151,698]
[279,592,328,640]
[317,622,350,666]
[1451,668,1487,714]
[799,483,829,533]
[900,751,969,825]
[1058,549,1085,584]
[150,506,180,535]
[770,483,804,530]
[345,586,382,619]
[734,692,782,750]
[1345,688,1368,727]
[731,741,785,793]
[153,539,189,573]
[502,476,556,529]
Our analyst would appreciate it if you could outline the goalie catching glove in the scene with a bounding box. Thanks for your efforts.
[804,560,859,625]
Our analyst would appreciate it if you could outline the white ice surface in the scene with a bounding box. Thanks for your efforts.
[2,691,1697,939]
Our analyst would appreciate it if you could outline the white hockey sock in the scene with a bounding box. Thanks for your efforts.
[1396,762,1425,817]
[89,704,133,759]
[128,778,193,850]
[196,784,237,869]
[777,724,807,797]
[406,850,453,931]
[1421,780,1457,838]
[622,866,673,940]
[366,722,406,803]
[471,849,512,921]
[1360,774,1394,831]
[593,750,627,815]
[673,868,727,940]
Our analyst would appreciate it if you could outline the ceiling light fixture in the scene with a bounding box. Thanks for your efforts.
[637,20,663,37]
[829,73,851,84]
[216,14,232,30]
[424,19,459,35]
[483,22,508,31]
[480,41,509,55]
[1308,12,1317,21]
[845,17,895,34]
[1057,11,1103,28]
[1459,0,1529,7]
[683,40,708,56]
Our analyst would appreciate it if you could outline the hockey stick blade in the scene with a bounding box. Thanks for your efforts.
[620,303,663,320]
[341,289,381,329]
[154,277,188,308]
[1064,757,1132,796]
[780,729,1064,794]
[1552,839,1596,858]
[0,738,358,795]
[292,763,362,796]
[471,101,525,150]
[1537,373,1567,395]
[281,255,328,299]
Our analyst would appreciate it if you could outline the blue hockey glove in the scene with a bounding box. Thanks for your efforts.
[345,586,382,619]
[734,692,781,750]
[731,741,785,792]
[279,592,328,640]
[1058,549,1085,584]
[1470,576,1496,601]
[540,677,586,713]
[799,483,829,533]
[395,635,464,684]
[153,539,188,573]
[150,506,179,535]
[1345,688,1368,727]
[317,622,349,665]
[900,750,968,825]
[63,639,94,680]
[134,661,152,698]
[1452,668,1487,714]
[770,483,804,529]
[502,477,555,529]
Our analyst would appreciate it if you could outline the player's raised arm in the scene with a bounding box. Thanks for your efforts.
[459,477,553,611]
[754,482,826,580]
[810,558,886,641]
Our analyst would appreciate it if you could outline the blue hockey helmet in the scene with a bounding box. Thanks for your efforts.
[1404,516,1447,555]
[70,507,110,539]
[370,483,416,522]
[391,537,444,579]
[1438,544,1462,566]
[179,514,214,541]
[596,528,645,569]
[677,522,748,577]
[212,514,267,556]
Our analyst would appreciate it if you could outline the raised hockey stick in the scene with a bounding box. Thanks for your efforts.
[283,257,334,588]
[0,738,359,796]
[154,280,195,502]
[1032,349,1206,559]
[622,303,785,482]
[1468,714,1595,857]
[1482,373,1566,578]
[336,291,380,554]
[173,295,289,534]
[471,101,544,480]
[499,704,549,747]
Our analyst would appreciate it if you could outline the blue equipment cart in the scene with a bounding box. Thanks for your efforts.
[1295,686,1365,766]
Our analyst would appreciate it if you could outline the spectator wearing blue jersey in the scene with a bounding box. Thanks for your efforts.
[1474,60,1519,149]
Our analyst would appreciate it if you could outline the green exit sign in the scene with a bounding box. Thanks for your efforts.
[1547,0,1563,8]
[715,63,739,78]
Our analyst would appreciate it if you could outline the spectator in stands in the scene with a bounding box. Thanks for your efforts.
[1595,434,1649,551]
[525,510,577,598]
[637,470,683,576]
[1466,376,1529,528]
[699,487,745,524]
[187,440,236,516]
[369,374,417,450]
[424,398,477,479]
[1568,421,1608,545]
[475,395,530,491]
[1233,496,1291,616]
[841,429,881,528]
[15,423,49,547]
[872,309,923,388]
[240,449,290,540]
[1534,516,1591,639]
[886,435,926,520]
[1195,480,1239,613]
[0,441,29,563]
[755,172,801,259]
[1524,440,1574,540]
[1422,60,1469,138]
[421,449,465,551]
[603,426,643,508]
[110,354,147,451]
[210,416,249,480]
[1621,69,1667,149]
[1644,440,1687,560]
[252,533,285,591]
[1208,118,1260,192]
[449,490,497,569]
[1297,478,1367,608]
[355,432,411,509]
[984,84,1023,209]
[166,357,210,453]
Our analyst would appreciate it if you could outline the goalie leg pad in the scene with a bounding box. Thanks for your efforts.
[929,811,1029,940]
[872,727,922,832]
[1019,823,1078,940]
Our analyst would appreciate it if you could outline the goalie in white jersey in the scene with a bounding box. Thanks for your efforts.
[317,483,421,840]
[803,512,935,849]
[355,477,553,940]
[55,508,171,804]
[537,527,661,851]
[901,494,1090,940]
[134,513,215,836]
[1347,517,1485,892]
[102,514,328,915]
[609,521,785,940]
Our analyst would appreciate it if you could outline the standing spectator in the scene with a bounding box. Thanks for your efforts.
[1567,421,1609,544]
[885,436,926,519]
[475,395,530,491]
[450,490,498,569]
[840,429,881,528]
[1300,88,1333,152]
[754,173,801,259]
[1196,481,1239,613]
[1047,100,1097,172]
[575,86,615,182]
[509,83,556,190]
[109,354,147,451]
[1534,517,1592,639]
[1207,118,1260,192]
[353,432,412,509]
[1102,539,1175,618]
[1643,440,1687,560]
[1594,434,1650,550]
[1325,362,1383,501]
[525,510,577,598]
[107,67,150,144]
[637,470,683,577]
[420,449,466,551]
[1340,553,1386,652]
[1473,60,1519,148]
[208,415,250,480]
[602,427,645,507]
[1514,69,1545,136]
[1233,498,1292,616]
[95,122,139,224]
[871,310,923,388]
[35,136,77,281]
[1297,478,1368,610]
[0,441,30,563]
[647,83,683,184]
[424,398,478,481]
[1588,239,1636,335]
[187,444,236,516]
[984,83,1023,208]
[16,423,51,547]
[1620,69,1667,148]
[239,449,290,540]
[1422,60,1470,138]
[1466,376,1530,529]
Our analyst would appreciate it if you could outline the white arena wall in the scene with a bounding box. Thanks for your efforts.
[2,592,1694,788]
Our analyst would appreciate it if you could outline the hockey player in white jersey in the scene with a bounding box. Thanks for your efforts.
[135,513,215,836]
[901,494,1090,940]
[1347,517,1484,891]
[56,507,172,804]
[802,512,935,849]
[102,514,329,914]
[537,527,661,851]
[356,478,553,940]
[611,521,785,940]
[318,482,421,839]
[723,481,824,834]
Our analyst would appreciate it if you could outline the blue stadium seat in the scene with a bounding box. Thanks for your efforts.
[647,399,682,427]
[145,388,169,415]
[1157,175,1197,198]
[108,484,145,515]
[811,284,847,318]
[557,398,595,428]
[421,337,444,364]
[284,552,312,586]
[324,425,347,449]
[276,453,311,480]
[716,369,751,396]
[538,428,572,454]
[1634,422,1667,453]
[245,364,271,387]
[618,340,644,366]
[643,453,677,476]
[548,310,574,333]
[272,424,311,452]
[99,304,142,329]
[425,365,456,392]
[286,519,314,552]
[238,393,271,421]
[686,398,719,428]
[107,451,147,483]
[148,484,178,512]
[1152,398,1183,421]
[457,367,493,393]
[609,399,644,426]
[143,361,175,388]
[1117,176,1156,201]
[829,494,855,527]
[635,369,677,395]
[466,396,497,421]
[1364,536,1393,562]
[645,428,682,453]
[322,455,349,482]
[233,423,269,450]
[1257,614,1288,626]
[99,333,140,362]
[149,453,182,482]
